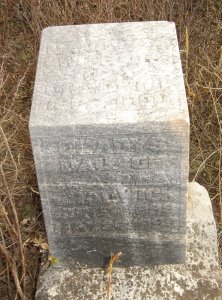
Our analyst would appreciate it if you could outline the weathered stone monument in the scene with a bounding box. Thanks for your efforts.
[30,21,189,267]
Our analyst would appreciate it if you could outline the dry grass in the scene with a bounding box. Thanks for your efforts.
[0,0,221,299]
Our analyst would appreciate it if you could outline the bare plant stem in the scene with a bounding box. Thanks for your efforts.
[0,125,18,192]
[193,150,219,181]
[106,252,123,300]
[0,227,11,299]
[0,123,26,293]
[0,200,19,239]
[210,86,222,224]
[0,166,26,295]
[0,243,26,300]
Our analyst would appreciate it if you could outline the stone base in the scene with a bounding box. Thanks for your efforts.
[35,183,222,299]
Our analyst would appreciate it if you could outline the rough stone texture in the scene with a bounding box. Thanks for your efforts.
[29,21,189,267]
[35,183,222,300]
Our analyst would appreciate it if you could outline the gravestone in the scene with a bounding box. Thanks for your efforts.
[29,21,189,267]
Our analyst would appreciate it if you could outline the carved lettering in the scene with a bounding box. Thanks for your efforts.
[40,132,182,236]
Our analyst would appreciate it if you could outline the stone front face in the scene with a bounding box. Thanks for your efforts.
[30,22,189,267]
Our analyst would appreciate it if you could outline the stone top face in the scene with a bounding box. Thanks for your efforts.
[30,21,188,127]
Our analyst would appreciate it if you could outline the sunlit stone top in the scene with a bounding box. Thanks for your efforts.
[30,21,188,127]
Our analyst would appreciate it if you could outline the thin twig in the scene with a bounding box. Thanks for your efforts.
[0,199,19,239]
[210,86,222,224]
[106,252,123,300]
[0,125,18,193]
[0,227,11,299]
[193,150,219,181]
[1,63,31,123]
[0,125,26,291]
[0,166,26,294]
[185,27,189,84]
[0,243,26,300]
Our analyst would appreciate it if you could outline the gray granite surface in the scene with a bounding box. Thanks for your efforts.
[35,183,222,300]
[30,22,189,267]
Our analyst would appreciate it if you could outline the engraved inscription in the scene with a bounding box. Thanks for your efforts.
[40,133,181,186]
[38,132,182,237]
[48,184,183,235]
[35,31,181,122]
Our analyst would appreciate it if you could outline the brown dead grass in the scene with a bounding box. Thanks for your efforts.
[0,0,221,299]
